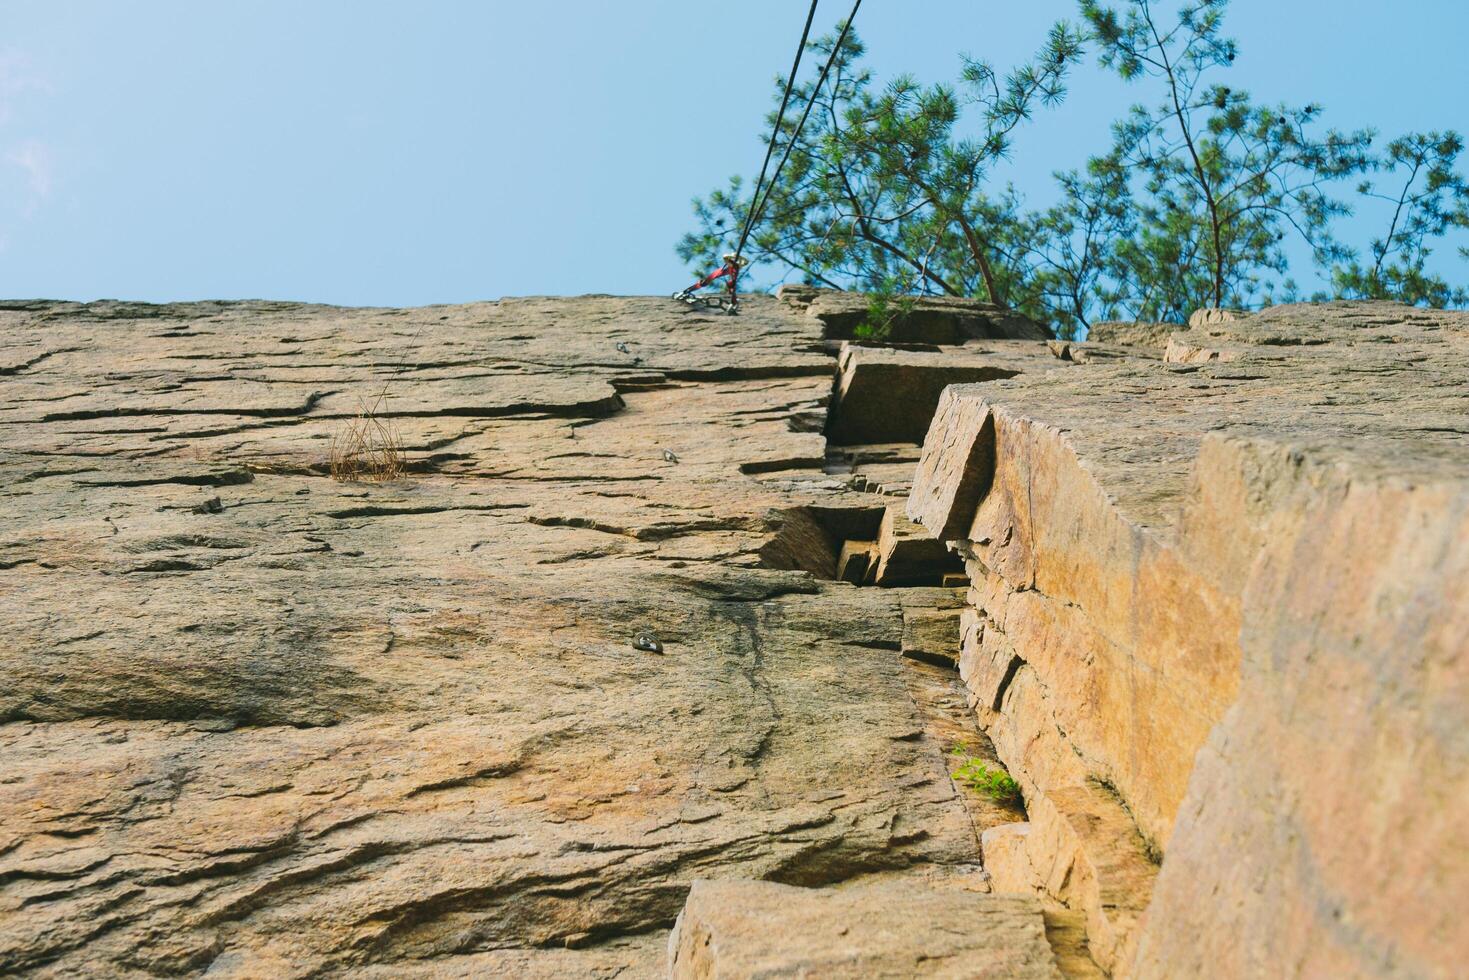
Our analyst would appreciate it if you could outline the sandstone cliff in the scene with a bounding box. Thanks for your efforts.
[0,294,1463,977]
[909,302,1469,977]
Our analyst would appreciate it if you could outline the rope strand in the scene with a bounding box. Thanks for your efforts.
[740,0,863,265]
[734,0,822,263]
[737,0,864,267]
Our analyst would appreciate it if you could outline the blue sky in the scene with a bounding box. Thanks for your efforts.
[1,1,1465,306]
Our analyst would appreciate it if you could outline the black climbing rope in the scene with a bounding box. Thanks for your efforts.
[733,0,822,266]
[677,0,864,311]
[740,0,863,268]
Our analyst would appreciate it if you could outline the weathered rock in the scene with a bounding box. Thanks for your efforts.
[774,283,830,312]
[1083,321,1180,347]
[806,292,1052,343]
[836,538,878,584]
[910,301,1469,976]
[829,443,926,497]
[1185,307,1247,328]
[872,503,963,587]
[667,879,1062,979]
[827,342,1054,445]
[1046,340,1149,364]
[981,823,1041,895]
[0,294,1026,976]
[907,390,997,541]
[1132,434,1469,980]
[1161,334,1244,363]
[900,605,963,669]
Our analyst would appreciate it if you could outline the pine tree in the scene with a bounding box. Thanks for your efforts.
[677,21,1085,313]
[680,0,1465,339]
[1080,0,1373,318]
[1330,131,1469,307]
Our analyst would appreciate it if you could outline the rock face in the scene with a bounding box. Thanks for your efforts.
[827,342,1058,445]
[1082,321,1178,348]
[667,879,1061,979]
[777,285,1051,344]
[4,293,1464,978]
[0,293,1080,977]
[909,301,1469,977]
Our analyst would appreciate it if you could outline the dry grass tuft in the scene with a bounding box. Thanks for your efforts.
[330,391,407,482]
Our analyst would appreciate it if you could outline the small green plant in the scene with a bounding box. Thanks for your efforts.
[951,746,1023,806]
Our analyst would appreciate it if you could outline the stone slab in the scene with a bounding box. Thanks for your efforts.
[668,879,1062,979]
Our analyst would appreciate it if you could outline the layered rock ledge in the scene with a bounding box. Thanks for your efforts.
[909,302,1469,977]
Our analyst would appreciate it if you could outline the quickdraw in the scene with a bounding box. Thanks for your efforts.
[669,0,862,316]
[673,253,745,315]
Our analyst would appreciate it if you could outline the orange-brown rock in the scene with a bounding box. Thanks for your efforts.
[827,342,1055,445]
[668,879,1061,979]
[909,301,1469,977]
[1083,321,1180,347]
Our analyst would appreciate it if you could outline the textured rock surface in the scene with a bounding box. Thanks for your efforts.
[909,301,1469,976]
[1082,321,1178,348]
[980,824,1040,896]
[1131,434,1469,980]
[777,286,1051,344]
[0,294,1057,977]
[827,343,1055,445]
[667,879,1061,979]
